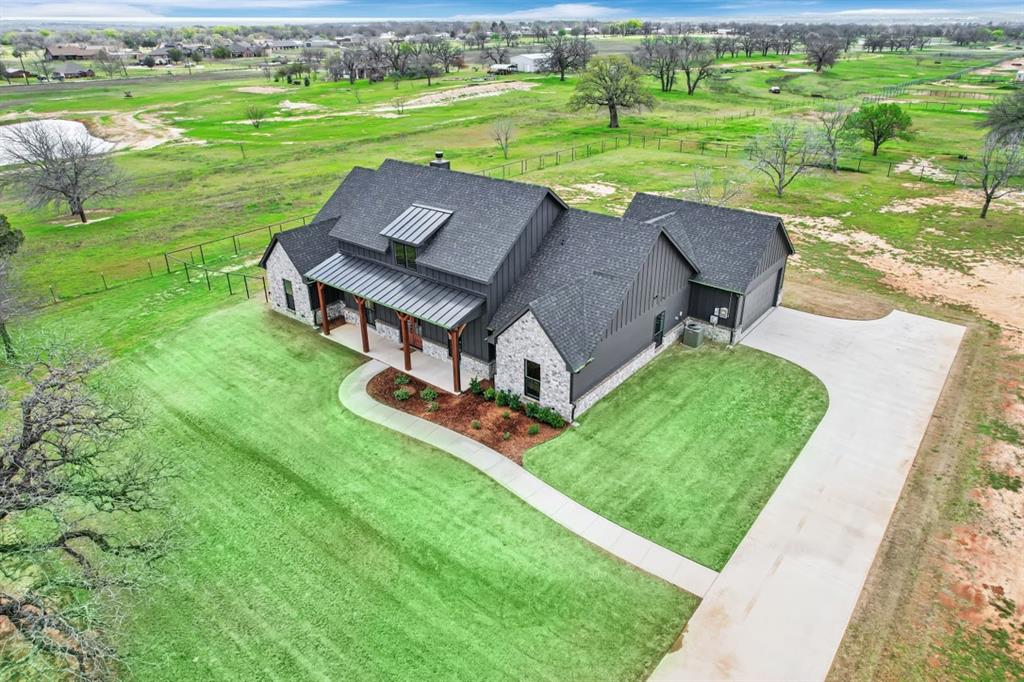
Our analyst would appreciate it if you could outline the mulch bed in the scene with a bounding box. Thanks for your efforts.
[366,367,565,465]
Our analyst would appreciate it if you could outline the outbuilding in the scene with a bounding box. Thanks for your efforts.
[511,53,549,73]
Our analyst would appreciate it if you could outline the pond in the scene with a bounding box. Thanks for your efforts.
[0,119,114,165]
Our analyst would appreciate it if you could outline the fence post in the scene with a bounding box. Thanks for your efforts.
[50,286,58,304]
[887,162,893,177]
[199,243,205,265]
[164,252,171,274]
[101,274,108,290]
[226,272,233,295]
[243,275,251,299]
[184,262,191,284]
[204,268,211,291]
[232,236,239,255]
[262,276,268,302]
[724,144,729,158]
[857,158,862,172]
[148,260,154,278]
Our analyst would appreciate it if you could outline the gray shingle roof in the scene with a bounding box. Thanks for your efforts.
[258,218,338,275]
[319,160,563,283]
[306,253,484,328]
[623,194,791,293]
[489,209,686,371]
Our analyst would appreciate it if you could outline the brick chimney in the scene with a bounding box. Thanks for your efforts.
[429,150,450,170]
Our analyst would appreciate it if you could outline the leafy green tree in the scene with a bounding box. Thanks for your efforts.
[981,89,1024,144]
[569,56,654,129]
[0,215,24,358]
[847,103,914,156]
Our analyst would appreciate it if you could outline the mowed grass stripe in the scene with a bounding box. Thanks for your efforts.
[525,343,828,571]
[113,302,694,680]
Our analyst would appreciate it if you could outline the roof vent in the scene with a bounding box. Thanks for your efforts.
[429,150,450,170]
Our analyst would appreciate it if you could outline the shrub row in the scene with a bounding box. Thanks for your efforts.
[481,387,565,429]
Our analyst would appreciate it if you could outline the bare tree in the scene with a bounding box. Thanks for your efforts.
[678,36,715,95]
[246,105,267,129]
[0,340,172,680]
[392,98,406,114]
[967,133,1023,219]
[690,167,744,206]
[94,50,121,79]
[804,32,842,72]
[1,123,125,224]
[541,34,594,81]
[633,36,679,92]
[491,118,515,159]
[481,43,510,65]
[746,121,824,197]
[424,37,463,73]
[814,103,855,172]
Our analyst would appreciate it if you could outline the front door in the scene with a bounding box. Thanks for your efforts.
[408,319,423,350]
[653,311,666,347]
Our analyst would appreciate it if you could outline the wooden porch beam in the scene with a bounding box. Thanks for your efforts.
[354,296,370,353]
[316,281,330,336]
[396,312,412,371]
[448,324,466,393]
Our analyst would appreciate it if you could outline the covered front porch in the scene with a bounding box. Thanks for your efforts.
[307,253,484,394]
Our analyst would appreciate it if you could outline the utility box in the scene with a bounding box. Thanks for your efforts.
[682,322,704,348]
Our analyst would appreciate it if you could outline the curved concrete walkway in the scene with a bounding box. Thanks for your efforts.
[651,308,965,681]
[339,360,719,597]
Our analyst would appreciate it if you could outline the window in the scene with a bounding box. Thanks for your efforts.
[653,311,665,347]
[394,242,417,270]
[524,360,541,400]
[283,279,295,311]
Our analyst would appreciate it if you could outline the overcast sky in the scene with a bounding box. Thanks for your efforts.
[2,0,1019,23]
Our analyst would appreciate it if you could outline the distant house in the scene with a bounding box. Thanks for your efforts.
[261,156,792,418]
[227,42,258,58]
[6,69,34,79]
[52,62,94,78]
[268,39,303,51]
[305,38,336,49]
[512,53,549,73]
[45,44,101,61]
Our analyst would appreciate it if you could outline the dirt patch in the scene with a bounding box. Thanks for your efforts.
[366,367,565,464]
[880,188,1024,214]
[92,108,188,150]
[784,214,1024,341]
[235,86,288,94]
[973,57,1024,75]
[277,100,323,112]
[383,81,537,111]
[893,157,956,182]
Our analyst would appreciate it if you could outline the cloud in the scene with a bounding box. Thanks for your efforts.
[4,0,340,20]
[456,3,627,21]
[831,7,968,14]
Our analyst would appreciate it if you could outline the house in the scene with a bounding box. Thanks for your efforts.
[44,44,101,60]
[268,39,303,51]
[227,42,258,58]
[305,38,336,49]
[51,62,95,78]
[260,155,791,419]
[512,53,549,73]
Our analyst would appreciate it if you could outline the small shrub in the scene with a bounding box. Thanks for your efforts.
[535,407,565,429]
[524,401,540,419]
[483,387,496,402]
[421,387,438,402]
[527,424,540,436]
[469,377,483,394]
[502,410,511,419]
[501,431,511,441]
[393,388,410,401]
[427,401,440,413]
[506,393,521,411]
[470,419,482,430]
[394,373,410,386]
[495,390,509,407]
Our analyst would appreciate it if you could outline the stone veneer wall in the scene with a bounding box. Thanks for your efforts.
[494,311,573,418]
[313,300,346,326]
[264,243,314,326]
[573,320,688,417]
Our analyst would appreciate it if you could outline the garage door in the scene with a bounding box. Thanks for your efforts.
[741,268,780,329]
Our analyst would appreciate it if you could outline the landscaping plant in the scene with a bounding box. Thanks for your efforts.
[421,387,438,402]
[393,388,410,401]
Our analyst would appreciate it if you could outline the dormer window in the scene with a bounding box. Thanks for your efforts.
[394,242,417,270]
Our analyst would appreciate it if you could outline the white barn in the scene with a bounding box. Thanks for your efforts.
[511,53,549,73]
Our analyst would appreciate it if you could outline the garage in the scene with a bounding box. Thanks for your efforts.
[740,267,783,330]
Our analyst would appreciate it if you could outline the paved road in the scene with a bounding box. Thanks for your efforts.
[339,360,719,597]
[651,308,964,681]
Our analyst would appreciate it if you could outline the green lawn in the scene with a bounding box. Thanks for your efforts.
[102,300,695,680]
[524,344,828,570]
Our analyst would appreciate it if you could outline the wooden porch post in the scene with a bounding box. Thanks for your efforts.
[316,281,330,336]
[396,312,412,371]
[354,296,370,353]
[448,324,466,393]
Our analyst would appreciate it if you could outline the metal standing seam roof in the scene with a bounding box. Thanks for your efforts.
[305,253,483,329]
[379,204,453,245]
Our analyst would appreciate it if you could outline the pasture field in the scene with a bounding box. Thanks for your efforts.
[3,45,1023,680]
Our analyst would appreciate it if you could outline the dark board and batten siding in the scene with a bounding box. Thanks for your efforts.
[571,234,694,400]
[688,285,738,329]
[748,223,790,286]
[739,225,790,329]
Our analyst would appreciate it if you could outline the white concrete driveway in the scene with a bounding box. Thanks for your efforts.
[651,307,964,681]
